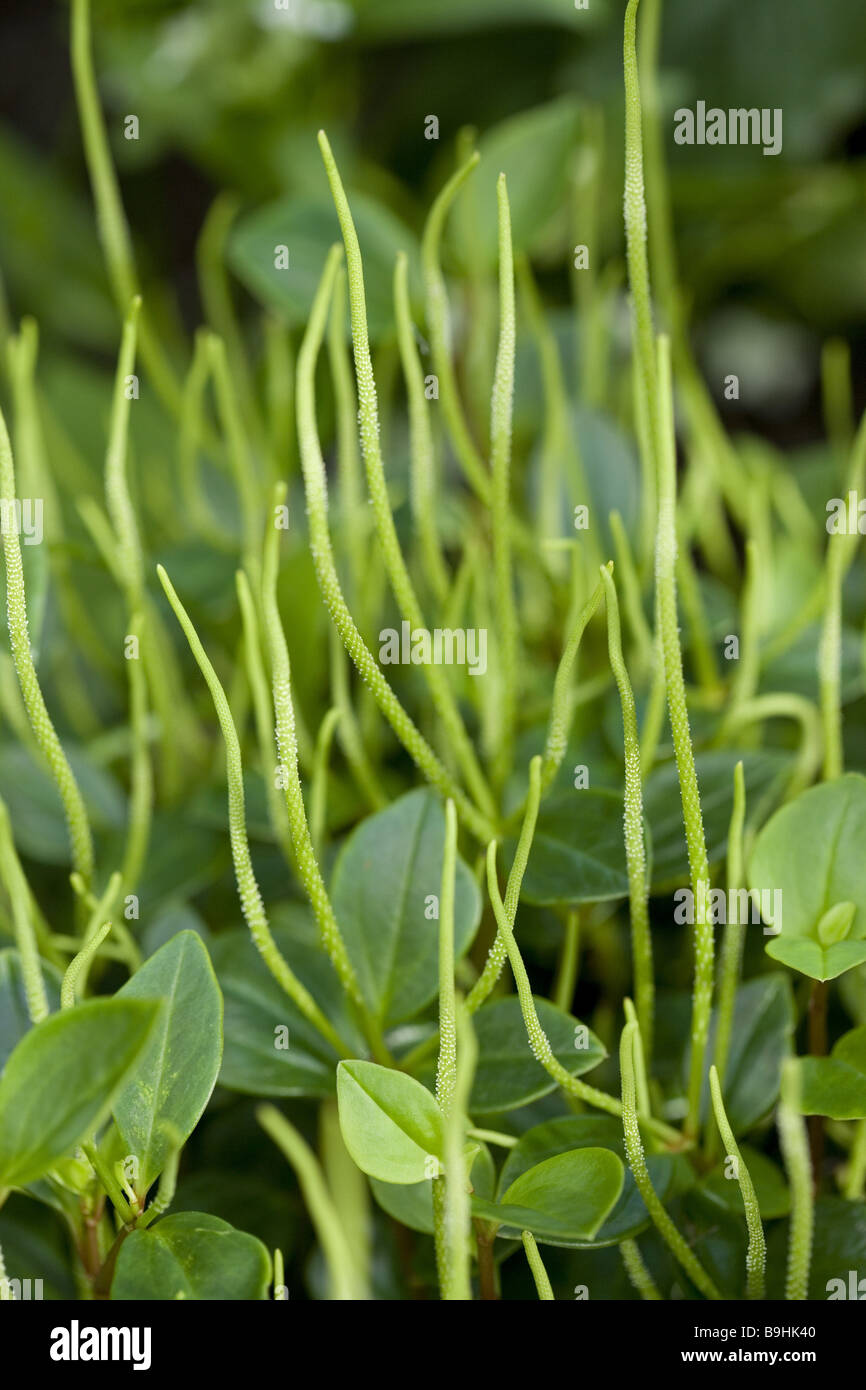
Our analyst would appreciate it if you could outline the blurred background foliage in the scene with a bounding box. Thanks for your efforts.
[1,0,865,435]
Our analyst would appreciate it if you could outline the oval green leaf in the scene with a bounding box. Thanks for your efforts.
[0,998,161,1188]
[112,1212,271,1300]
[472,1147,624,1244]
[331,790,481,1027]
[749,774,866,979]
[336,1059,444,1185]
[113,932,223,1196]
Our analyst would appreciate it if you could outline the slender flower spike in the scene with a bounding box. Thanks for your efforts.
[709,1066,766,1299]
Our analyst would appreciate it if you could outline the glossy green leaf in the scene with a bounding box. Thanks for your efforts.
[646,749,789,891]
[113,932,223,1195]
[228,192,420,341]
[451,98,581,270]
[795,1025,866,1119]
[749,774,866,979]
[336,1059,444,1184]
[0,999,161,1188]
[211,927,365,1099]
[766,1197,866,1299]
[331,790,481,1027]
[112,1212,271,1301]
[472,1147,624,1244]
[370,1145,495,1236]
[512,788,631,905]
[467,996,606,1114]
[700,1145,791,1220]
[697,976,795,1134]
[495,1115,686,1248]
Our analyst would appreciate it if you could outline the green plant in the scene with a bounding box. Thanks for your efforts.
[0,0,865,1305]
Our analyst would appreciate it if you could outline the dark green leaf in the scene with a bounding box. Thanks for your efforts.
[211,927,365,1099]
[331,790,480,1027]
[513,788,631,905]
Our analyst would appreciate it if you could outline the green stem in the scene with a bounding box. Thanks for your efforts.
[394,252,450,605]
[713,761,745,1093]
[70,0,182,417]
[310,707,341,857]
[257,1105,363,1301]
[553,910,580,1012]
[778,1060,814,1301]
[421,151,491,503]
[487,825,682,1146]
[0,406,94,888]
[623,0,659,568]
[656,337,713,1140]
[620,1022,720,1298]
[158,563,352,1059]
[236,570,295,867]
[541,572,607,791]
[295,245,493,843]
[602,565,654,1059]
[466,757,543,1013]
[620,1238,661,1299]
[61,922,112,1009]
[490,173,518,786]
[522,1231,554,1300]
[0,797,48,1021]
[709,1064,765,1300]
[318,132,496,827]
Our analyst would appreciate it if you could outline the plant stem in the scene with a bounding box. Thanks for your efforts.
[602,565,654,1059]
[623,0,659,569]
[394,252,450,605]
[466,757,542,1013]
[522,1231,554,1300]
[620,1022,720,1298]
[553,910,580,1012]
[713,759,746,1097]
[257,1104,363,1301]
[158,564,352,1059]
[709,1065,766,1299]
[490,173,518,786]
[295,244,493,843]
[486,822,683,1146]
[620,1238,661,1299]
[655,336,713,1140]
[0,797,48,1021]
[421,151,491,503]
[0,406,94,889]
[541,572,607,791]
[61,922,112,1009]
[318,133,496,827]
[70,0,182,417]
[777,1060,814,1301]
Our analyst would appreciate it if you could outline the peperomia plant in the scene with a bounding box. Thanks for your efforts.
[0,0,865,1305]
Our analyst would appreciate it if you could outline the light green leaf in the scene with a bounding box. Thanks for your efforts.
[795,1025,866,1119]
[113,932,223,1196]
[472,1147,624,1244]
[0,999,161,1188]
[228,192,420,341]
[112,1212,271,1300]
[749,774,866,980]
[336,1059,444,1184]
